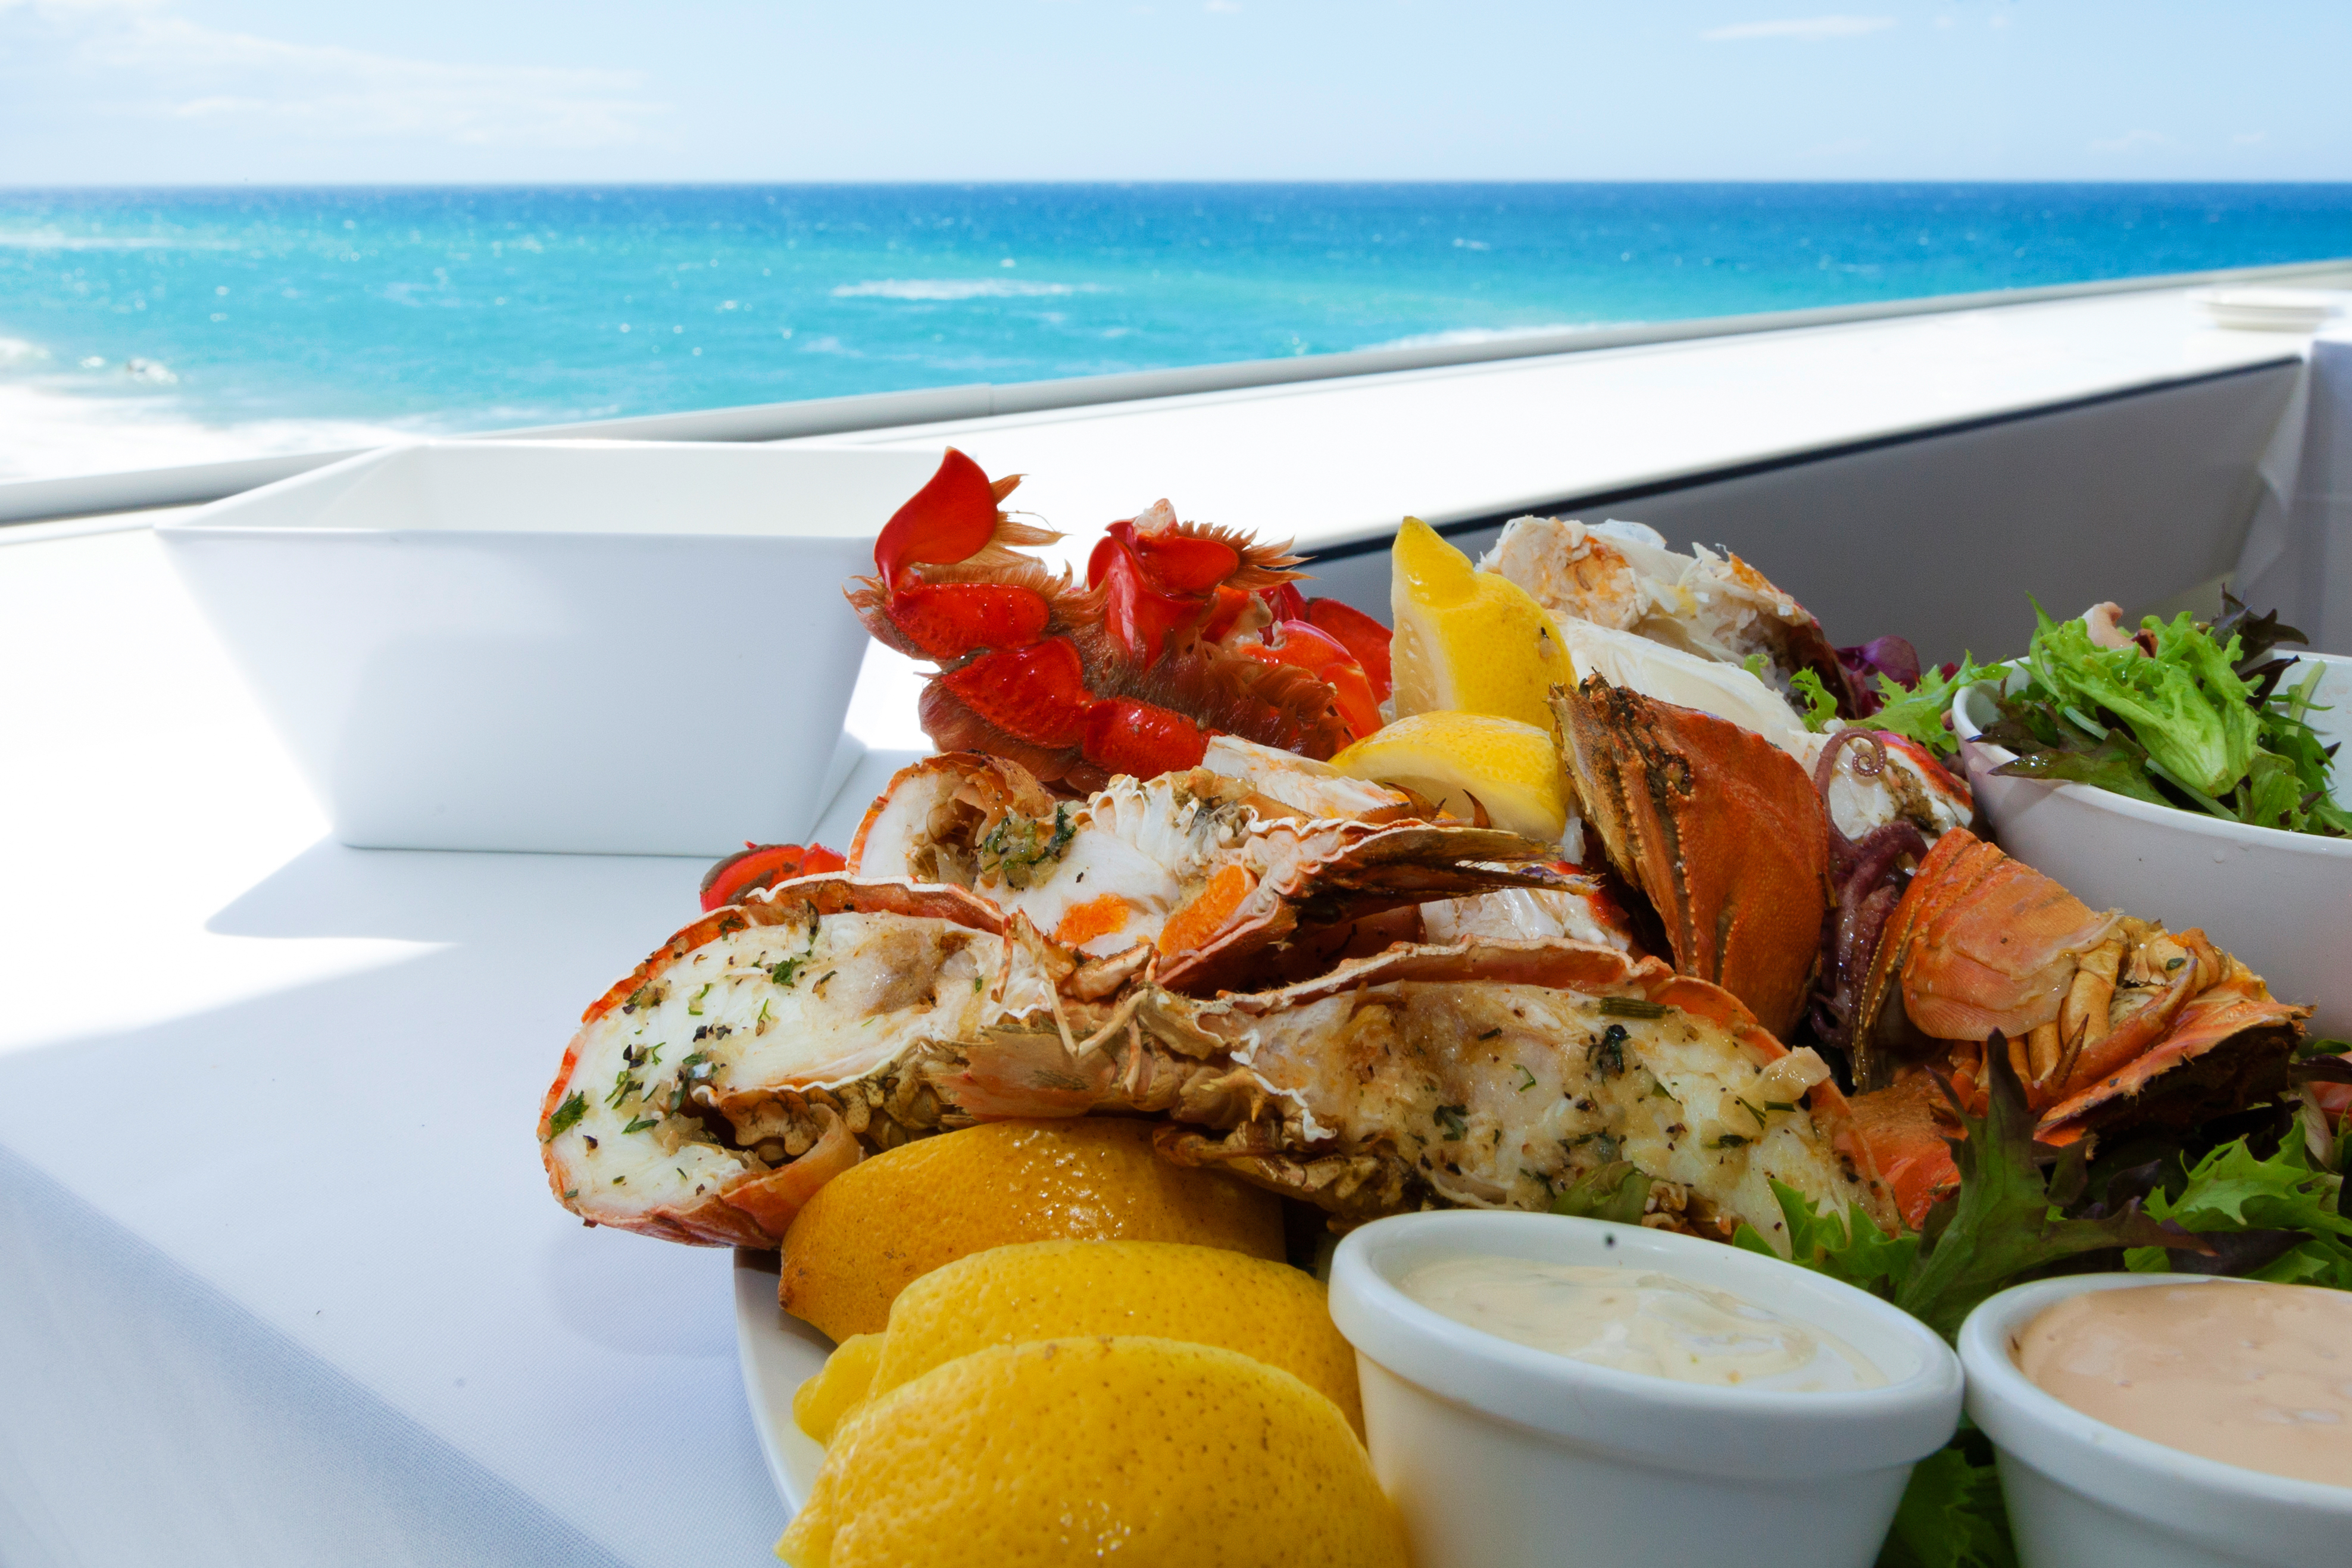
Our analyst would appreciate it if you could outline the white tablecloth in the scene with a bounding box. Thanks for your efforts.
[0,523,927,1567]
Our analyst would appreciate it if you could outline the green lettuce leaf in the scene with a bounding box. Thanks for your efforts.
[2122,1134,2352,1282]
[1867,655,1990,759]
[1876,1429,2019,1568]
[1788,667,1838,732]
[2026,607,2258,798]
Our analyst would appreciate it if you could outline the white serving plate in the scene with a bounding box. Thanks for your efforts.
[733,1249,829,1517]
[1953,651,2352,1037]
[1960,1273,2352,1568]
[158,439,945,855]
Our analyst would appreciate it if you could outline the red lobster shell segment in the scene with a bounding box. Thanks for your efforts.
[1843,829,2309,1225]
[849,449,1392,792]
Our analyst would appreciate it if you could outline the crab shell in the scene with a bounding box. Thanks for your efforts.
[1554,676,1830,1039]
[942,938,1894,1247]
[538,877,1056,1247]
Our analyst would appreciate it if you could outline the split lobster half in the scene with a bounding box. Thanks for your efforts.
[846,449,1394,792]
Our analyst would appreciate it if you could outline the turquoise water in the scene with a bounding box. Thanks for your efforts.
[3,183,2349,443]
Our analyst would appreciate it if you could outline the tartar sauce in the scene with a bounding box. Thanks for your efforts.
[2016,1282,2352,1489]
[1399,1254,1885,1391]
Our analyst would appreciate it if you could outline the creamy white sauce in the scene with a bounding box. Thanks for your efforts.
[1400,1254,1885,1391]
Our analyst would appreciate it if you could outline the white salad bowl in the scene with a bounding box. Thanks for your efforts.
[157,439,945,855]
[1327,1210,1963,1568]
[1960,1273,2352,1568]
[1951,651,2352,1038]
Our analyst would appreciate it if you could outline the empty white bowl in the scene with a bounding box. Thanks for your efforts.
[1960,1273,2352,1568]
[1951,653,2352,1038]
[1327,1211,1962,1568]
[158,440,944,855]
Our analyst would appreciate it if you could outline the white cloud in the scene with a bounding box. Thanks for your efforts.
[2,0,664,148]
[1701,15,1895,42]
[2090,129,2170,154]
[2233,130,2267,146]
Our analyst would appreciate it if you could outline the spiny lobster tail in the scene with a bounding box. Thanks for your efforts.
[1104,644,1355,762]
[916,678,1102,789]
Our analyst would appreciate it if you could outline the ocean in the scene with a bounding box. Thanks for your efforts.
[4,182,2350,483]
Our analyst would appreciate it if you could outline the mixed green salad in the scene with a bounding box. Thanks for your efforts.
[1791,594,2345,837]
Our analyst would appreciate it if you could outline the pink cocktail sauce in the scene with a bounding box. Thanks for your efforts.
[2014,1282,2352,1489]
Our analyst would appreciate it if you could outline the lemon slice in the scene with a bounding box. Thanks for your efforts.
[1330,711,1568,842]
[1389,516,1575,736]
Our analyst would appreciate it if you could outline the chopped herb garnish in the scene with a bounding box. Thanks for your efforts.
[1550,1161,1652,1224]
[1765,1100,1797,1113]
[686,983,713,1016]
[604,1069,641,1108]
[1706,1133,1751,1150]
[561,1188,579,1201]
[611,1176,626,1185]
[770,957,804,988]
[1433,1104,1470,1141]
[546,1092,587,1139]
[1477,1027,1503,1041]
[1515,1065,1537,1092]
[1600,997,1669,1019]
[623,1116,659,1135]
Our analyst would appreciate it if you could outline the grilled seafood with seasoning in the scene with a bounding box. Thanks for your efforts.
[539,879,1060,1247]
[942,938,1891,1248]
[846,745,1575,994]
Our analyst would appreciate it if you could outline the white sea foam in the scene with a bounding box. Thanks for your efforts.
[830,279,1104,301]
[0,233,229,251]
[1360,322,1613,352]
[0,379,423,485]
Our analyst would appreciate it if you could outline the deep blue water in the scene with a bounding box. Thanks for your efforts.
[2,183,2348,444]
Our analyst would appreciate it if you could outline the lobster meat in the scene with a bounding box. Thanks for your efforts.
[847,449,1392,792]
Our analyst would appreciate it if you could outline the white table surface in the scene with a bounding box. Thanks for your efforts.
[0,522,927,1568]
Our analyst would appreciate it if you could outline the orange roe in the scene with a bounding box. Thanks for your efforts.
[1052,894,1132,948]
[1158,864,1256,956]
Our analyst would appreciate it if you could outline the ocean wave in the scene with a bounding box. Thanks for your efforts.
[1359,323,1611,352]
[830,279,1104,301]
[0,233,228,251]
[0,379,427,485]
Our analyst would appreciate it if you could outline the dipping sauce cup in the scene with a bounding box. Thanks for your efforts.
[1960,1273,2352,1568]
[1328,1211,1963,1568]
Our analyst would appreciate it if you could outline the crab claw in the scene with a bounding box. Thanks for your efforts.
[698,842,848,911]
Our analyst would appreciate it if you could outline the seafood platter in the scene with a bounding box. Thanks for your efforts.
[535,451,2352,1567]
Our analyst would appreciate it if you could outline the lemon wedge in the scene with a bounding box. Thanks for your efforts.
[1330,711,1568,842]
[1389,516,1575,736]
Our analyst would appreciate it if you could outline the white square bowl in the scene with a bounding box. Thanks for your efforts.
[157,439,944,855]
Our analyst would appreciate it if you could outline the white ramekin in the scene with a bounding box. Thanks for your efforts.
[1328,1211,1963,1568]
[1960,1273,2352,1568]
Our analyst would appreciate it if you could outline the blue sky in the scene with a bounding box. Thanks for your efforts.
[1,1,2347,184]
